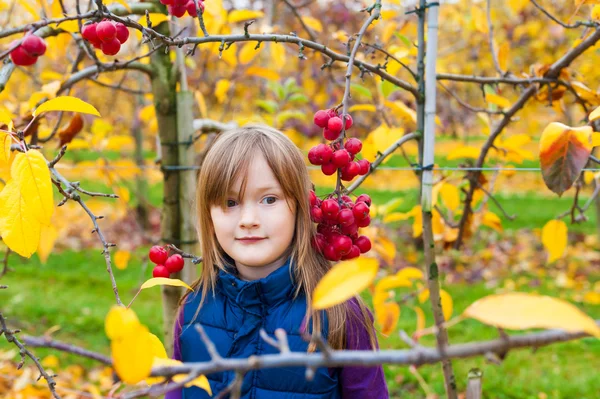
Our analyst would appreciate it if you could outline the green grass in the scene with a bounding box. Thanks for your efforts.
[1,248,599,398]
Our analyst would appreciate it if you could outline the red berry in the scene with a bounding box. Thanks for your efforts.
[321,199,340,220]
[340,223,358,236]
[332,150,351,168]
[354,236,371,253]
[323,128,340,141]
[313,110,330,128]
[308,144,333,165]
[356,194,371,207]
[153,265,171,278]
[344,138,362,155]
[165,254,185,273]
[168,4,187,17]
[337,209,355,227]
[21,35,46,57]
[328,117,343,135]
[9,45,37,66]
[312,234,327,252]
[324,245,342,261]
[101,38,121,55]
[357,216,371,228]
[341,245,360,260]
[309,190,318,207]
[149,245,169,264]
[186,0,204,16]
[160,0,174,4]
[332,235,352,256]
[357,159,370,175]
[353,202,370,221]
[321,162,337,176]
[341,162,360,181]
[82,23,99,43]
[342,114,353,129]
[326,109,338,118]
[115,23,129,44]
[96,21,117,42]
[311,206,323,223]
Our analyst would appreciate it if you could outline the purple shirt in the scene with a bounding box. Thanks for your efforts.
[165,299,388,399]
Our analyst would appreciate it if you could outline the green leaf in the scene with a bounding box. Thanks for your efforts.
[255,100,279,114]
[287,93,309,104]
[267,81,285,101]
[350,83,373,100]
[275,110,306,126]
[381,80,400,98]
[283,77,297,93]
[394,33,413,47]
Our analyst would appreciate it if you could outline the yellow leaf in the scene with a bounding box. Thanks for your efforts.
[12,150,54,226]
[498,42,509,71]
[270,43,286,71]
[104,135,134,151]
[37,223,58,264]
[485,92,511,109]
[447,146,480,160]
[138,13,169,28]
[246,66,280,81]
[482,211,503,233]
[373,236,396,264]
[140,277,193,291]
[591,107,600,122]
[592,4,600,19]
[195,90,208,119]
[114,250,131,270]
[592,133,600,147]
[471,6,487,33]
[439,183,460,211]
[313,258,379,310]
[228,9,264,23]
[584,170,595,185]
[440,289,453,320]
[215,79,230,104]
[105,305,140,340]
[301,16,323,32]
[375,275,412,293]
[0,131,13,163]
[463,292,600,337]
[41,355,59,368]
[349,104,377,113]
[149,359,212,393]
[413,306,426,332]
[375,302,400,336]
[111,324,155,384]
[53,19,80,33]
[148,332,168,359]
[0,179,41,258]
[385,101,417,123]
[239,42,261,64]
[397,267,424,281]
[33,96,100,117]
[542,219,567,263]
[17,0,40,19]
[583,292,600,305]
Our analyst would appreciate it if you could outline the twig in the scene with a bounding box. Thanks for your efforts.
[486,0,503,76]
[195,324,222,360]
[22,335,112,365]
[0,313,61,399]
[530,0,596,29]
[476,181,516,220]
[440,82,504,115]
[0,248,12,278]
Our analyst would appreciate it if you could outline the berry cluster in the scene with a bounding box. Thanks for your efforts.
[311,192,373,261]
[308,108,373,262]
[82,20,130,56]
[148,245,185,278]
[9,34,47,66]
[309,109,369,181]
[161,0,205,18]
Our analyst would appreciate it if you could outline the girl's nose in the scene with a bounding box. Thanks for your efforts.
[239,204,260,228]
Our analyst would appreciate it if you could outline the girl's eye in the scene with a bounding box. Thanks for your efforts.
[262,196,277,205]
[226,199,237,208]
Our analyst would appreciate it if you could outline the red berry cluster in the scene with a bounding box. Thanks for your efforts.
[82,20,130,56]
[311,191,373,261]
[309,110,369,181]
[9,34,47,66]
[161,0,205,18]
[148,245,185,278]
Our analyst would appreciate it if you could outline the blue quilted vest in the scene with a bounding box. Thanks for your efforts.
[179,258,342,398]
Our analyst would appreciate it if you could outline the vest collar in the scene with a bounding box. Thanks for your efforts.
[218,257,296,310]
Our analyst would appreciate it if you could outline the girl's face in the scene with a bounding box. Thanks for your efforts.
[210,152,296,279]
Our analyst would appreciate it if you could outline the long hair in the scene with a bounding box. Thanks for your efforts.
[179,123,377,352]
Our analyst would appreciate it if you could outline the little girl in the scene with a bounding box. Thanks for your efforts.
[165,124,388,398]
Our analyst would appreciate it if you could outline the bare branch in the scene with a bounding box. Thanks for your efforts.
[486,0,503,76]
[22,335,112,365]
[530,0,596,29]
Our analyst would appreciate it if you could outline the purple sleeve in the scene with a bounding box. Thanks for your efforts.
[339,299,389,399]
[164,310,184,399]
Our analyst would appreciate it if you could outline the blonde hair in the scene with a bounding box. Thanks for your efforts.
[179,124,377,351]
